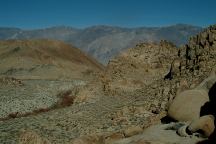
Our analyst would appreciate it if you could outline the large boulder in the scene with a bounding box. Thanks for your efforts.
[168,74,216,122]
[168,89,209,121]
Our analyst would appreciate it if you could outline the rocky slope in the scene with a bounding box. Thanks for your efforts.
[104,40,177,93]
[104,23,216,106]
[0,39,103,127]
[178,25,216,78]
[0,39,104,80]
[0,24,202,64]
[101,25,216,143]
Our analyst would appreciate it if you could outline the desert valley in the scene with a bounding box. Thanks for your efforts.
[0,24,216,144]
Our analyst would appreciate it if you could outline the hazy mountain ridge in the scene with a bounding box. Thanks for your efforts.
[0,24,202,63]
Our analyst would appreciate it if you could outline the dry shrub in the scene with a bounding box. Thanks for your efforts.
[19,129,51,144]
[82,69,94,76]
[0,90,75,122]
[132,80,144,86]
[33,108,50,113]
[8,112,19,118]
[55,90,75,108]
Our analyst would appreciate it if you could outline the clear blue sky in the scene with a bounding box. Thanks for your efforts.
[0,0,215,29]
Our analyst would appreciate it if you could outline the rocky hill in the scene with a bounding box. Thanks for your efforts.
[100,24,216,143]
[178,25,216,78]
[0,39,104,128]
[0,24,202,64]
[0,39,104,80]
[102,24,216,119]
[104,40,177,92]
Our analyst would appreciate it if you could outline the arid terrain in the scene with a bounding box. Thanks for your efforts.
[0,24,216,144]
[0,39,103,79]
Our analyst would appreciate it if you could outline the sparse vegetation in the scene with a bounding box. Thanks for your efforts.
[55,90,75,108]
[8,112,19,118]
[12,47,21,52]
[0,89,76,121]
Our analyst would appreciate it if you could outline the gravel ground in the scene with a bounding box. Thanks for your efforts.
[0,81,161,143]
[0,79,86,119]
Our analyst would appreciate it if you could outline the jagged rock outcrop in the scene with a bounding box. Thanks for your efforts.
[167,25,216,142]
[178,25,216,77]
[100,25,216,143]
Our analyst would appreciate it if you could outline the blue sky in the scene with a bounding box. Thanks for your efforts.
[0,0,215,29]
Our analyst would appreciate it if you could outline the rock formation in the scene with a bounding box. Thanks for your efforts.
[168,74,216,121]
[167,25,216,142]
[103,24,216,143]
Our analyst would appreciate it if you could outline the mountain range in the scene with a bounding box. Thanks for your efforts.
[0,24,202,64]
